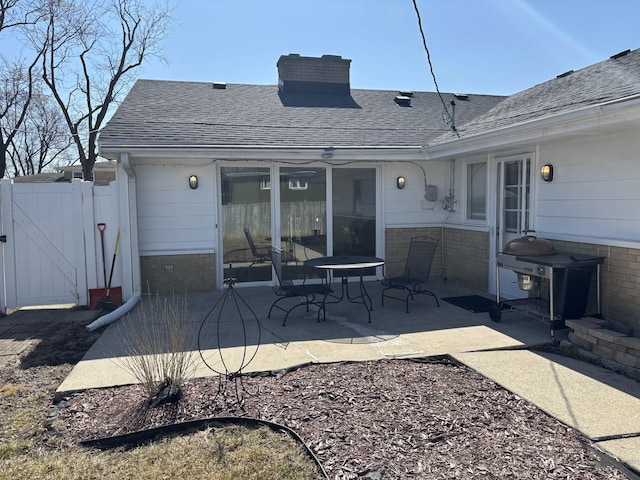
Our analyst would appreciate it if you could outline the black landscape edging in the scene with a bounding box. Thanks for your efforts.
[81,416,329,479]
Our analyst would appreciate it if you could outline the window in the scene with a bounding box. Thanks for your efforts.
[466,162,487,220]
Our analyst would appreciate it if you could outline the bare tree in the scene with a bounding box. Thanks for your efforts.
[30,0,172,180]
[0,0,43,178]
[0,0,22,30]
[7,83,73,176]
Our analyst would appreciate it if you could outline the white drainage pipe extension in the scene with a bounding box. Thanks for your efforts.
[86,291,141,332]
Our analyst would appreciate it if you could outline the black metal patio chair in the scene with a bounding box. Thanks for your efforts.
[267,246,331,326]
[244,228,270,264]
[380,236,440,313]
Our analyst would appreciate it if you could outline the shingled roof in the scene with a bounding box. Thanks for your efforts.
[99,57,504,150]
[430,48,640,145]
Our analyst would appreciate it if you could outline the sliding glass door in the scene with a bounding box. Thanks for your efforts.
[278,167,327,282]
[220,167,272,283]
[219,165,378,286]
[332,168,376,257]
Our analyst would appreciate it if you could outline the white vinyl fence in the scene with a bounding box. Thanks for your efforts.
[0,178,121,313]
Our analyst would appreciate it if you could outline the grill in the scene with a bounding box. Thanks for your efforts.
[495,251,605,335]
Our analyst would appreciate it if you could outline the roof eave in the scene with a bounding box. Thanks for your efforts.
[426,94,640,159]
[98,144,428,162]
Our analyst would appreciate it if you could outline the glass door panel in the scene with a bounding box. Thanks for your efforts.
[503,160,530,234]
[221,167,272,283]
[497,158,532,299]
[279,167,327,282]
[332,168,377,262]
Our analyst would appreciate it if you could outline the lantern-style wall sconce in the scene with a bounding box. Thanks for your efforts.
[189,175,198,189]
[540,164,554,182]
[396,176,406,189]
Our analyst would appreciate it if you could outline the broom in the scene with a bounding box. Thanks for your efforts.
[97,228,120,312]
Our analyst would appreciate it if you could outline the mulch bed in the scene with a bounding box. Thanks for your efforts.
[51,358,629,479]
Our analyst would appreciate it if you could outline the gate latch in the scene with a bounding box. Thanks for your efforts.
[0,235,6,243]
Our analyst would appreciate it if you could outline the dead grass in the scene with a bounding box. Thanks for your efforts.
[1,426,322,480]
[0,312,324,480]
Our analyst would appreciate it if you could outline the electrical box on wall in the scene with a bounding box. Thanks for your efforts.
[443,195,457,211]
[424,185,438,201]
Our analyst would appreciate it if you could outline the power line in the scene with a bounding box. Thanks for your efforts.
[412,0,460,138]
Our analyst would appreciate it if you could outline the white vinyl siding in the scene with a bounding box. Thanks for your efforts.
[535,133,640,243]
[136,164,216,255]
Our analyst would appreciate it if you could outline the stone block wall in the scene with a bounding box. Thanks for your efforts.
[566,318,640,381]
[140,253,216,294]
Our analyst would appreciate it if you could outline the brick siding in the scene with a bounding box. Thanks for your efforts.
[141,254,216,294]
[441,228,490,292]
[551,240,640,334]
[384,227,443,279]
[384,227,489,292]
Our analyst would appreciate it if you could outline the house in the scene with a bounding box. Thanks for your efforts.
[98,50,640,335]
[12,162,117,186]
[426,47,640,336]
[97,53,503,293]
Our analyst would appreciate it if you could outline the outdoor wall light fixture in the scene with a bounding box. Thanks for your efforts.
[540,164,554,182]
[396,176,406,189]
[189,175,198,189]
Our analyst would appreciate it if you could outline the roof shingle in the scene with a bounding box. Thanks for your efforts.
[99,81,504,149]
[431,48,640,144]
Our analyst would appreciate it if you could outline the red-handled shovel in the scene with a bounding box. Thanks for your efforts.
[97,223,107,288]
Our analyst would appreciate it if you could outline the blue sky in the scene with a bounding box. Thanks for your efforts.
[140,0,640,96]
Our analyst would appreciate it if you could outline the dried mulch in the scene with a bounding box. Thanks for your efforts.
[52,358,630,479]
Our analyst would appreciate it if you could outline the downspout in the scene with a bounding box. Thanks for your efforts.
[87,153,142,332]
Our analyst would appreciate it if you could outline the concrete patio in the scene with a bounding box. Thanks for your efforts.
[57,280,640,475]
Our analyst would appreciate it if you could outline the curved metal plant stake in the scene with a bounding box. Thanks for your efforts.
[197,278,262,411]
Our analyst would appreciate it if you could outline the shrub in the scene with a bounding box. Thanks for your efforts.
[118,291,197,406]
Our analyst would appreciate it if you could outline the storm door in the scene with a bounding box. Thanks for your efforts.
[495,157,532,299]
[220,167,272,283]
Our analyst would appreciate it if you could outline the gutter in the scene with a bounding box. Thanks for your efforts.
[87,152,142,332]
[427,94,640,159]
[97,144,428,162]
[98,144,425,151]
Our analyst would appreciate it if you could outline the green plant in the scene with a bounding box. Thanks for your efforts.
[118,291,197,405]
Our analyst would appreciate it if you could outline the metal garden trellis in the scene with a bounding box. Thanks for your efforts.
[197,277,262,409]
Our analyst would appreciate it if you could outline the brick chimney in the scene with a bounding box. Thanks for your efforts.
[277,54,351,95]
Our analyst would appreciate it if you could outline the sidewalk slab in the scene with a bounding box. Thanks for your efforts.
[452,349,640,439]
[596,437,640,474]
[57,322,532,397]
[453,350,640,472]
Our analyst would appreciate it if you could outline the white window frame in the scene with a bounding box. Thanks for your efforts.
[463,159,489,224]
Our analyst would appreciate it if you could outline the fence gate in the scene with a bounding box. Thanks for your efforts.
[0,180,88,312]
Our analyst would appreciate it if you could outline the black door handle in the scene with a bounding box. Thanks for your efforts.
[0,235,6,243]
